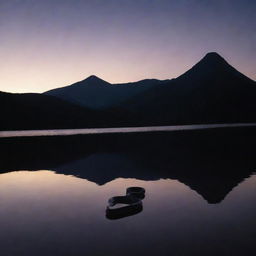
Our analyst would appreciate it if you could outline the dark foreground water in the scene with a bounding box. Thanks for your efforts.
[0,128,256,256]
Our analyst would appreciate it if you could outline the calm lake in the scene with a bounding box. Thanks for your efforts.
[0,127,256,255]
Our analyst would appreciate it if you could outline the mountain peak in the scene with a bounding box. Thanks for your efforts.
[176,52,246,83]
[202,52,226,63]
[191,51,231,71]
[82,75,110,85]
[86,75,102,81]
[204,52,222,58]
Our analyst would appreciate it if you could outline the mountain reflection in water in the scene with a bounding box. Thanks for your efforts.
[0,171,256,256]
[0,128,256,255]
[0,128,255,203]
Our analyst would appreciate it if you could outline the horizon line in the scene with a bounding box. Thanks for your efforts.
[1,122,256,138]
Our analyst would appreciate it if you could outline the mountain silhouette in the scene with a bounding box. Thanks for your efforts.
[0,91,117,130]
[1,52,256,130]
[116,52,256,126]
[45,52,256,127]
[176,52,254,86]
[45,75,169,109]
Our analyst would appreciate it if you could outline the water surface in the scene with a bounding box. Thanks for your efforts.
[0,170,256,256]
[0,128,256,255]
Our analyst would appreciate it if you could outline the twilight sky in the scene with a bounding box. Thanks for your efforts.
[0,0,255,93]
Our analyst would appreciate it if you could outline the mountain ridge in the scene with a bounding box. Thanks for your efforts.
[1,52,256,130]
[44,75,169,109]
[113,52,256,126]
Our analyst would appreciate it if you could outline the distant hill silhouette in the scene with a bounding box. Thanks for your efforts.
[45,75,170,109]
[1,52,256,130]
[0,91,115,130]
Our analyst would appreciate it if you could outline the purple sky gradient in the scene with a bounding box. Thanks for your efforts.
[0,0,255,92]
